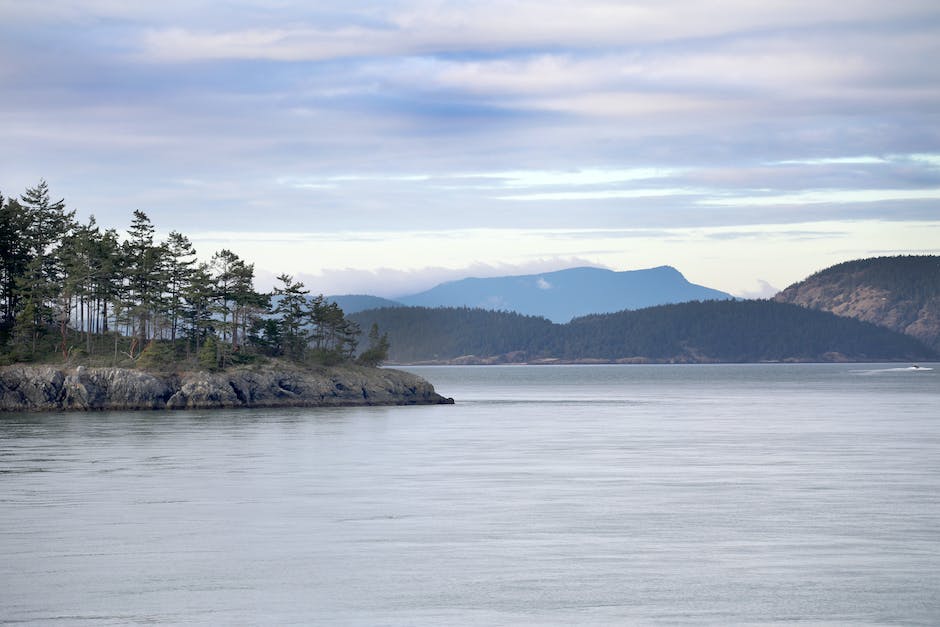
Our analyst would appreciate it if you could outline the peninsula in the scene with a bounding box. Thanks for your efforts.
[0,181,453,410]
[0,362,453,412]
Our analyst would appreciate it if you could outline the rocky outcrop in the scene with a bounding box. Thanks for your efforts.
[775,255,940,351]
[0,364,453,412]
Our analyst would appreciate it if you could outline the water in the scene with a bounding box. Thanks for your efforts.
[1,363,938,625]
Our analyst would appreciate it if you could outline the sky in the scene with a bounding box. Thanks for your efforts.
[1,1,939,299]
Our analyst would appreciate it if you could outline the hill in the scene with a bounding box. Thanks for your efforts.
[326,294,404,314]
[396,266,734,322]
[774,255,940,351]
[349,300,937,364]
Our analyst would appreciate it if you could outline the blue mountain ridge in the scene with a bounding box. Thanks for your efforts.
[329,266,734,323]
[325,294,404,314]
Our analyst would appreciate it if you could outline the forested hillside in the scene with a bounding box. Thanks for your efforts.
[350,300,937,364]
[775,255,940,350]
[0,181,387,369]
[349,307,556,363]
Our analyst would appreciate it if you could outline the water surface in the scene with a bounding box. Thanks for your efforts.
[2,363,939,624]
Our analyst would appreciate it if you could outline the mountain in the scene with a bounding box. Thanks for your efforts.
[349,301,937,364]
[774,255,940,351]
[396,266,734,323]
[326,294,404,314]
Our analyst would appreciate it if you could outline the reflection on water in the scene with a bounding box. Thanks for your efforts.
[2,364,939,624]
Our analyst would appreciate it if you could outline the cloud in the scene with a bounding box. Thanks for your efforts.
[287,258,607,297]
[699,188,940,206]
[115,2,940,65]
[1,1,938,301]
[736,279,781,299]
[773,157,889,165]
[139,26,393,63]
[497,188,702,201]
[907,154,940,168]
[703,229,839,241]
[462,168,681,188]
[536,277,552,290]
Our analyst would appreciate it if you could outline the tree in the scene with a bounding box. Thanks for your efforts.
[90,227,122,336]
[20,179,74,257]
[248,317,281,355]
[11,257,55,359]
[272,274,310,360]
[181,262,215,357]
[0,195,32,329]
[163,231,197,342]
[121,210,166,355]
[0,180,378,370]
[3,181,78,346]
[210,249,263,357]
[307,296,359,363]
[357,323,390,366]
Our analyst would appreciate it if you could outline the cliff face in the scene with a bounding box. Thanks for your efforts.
[0,364,453,412]
[774,255,940,351]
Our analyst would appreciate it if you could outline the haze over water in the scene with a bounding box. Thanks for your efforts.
[2,364,939,625]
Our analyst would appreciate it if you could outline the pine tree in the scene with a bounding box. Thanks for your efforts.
[272,274,310,360]
[210,249,261,354]
[181,262,215,357]
[357,323,390,366]
[91,227,122,337]
[0,196,32,328]
[121,210,165,356]
[164,231,197,342]
[307,297,359,363]
[5,181,78,347]
[20,179,74,257]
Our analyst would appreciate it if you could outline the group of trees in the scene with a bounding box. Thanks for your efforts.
[349,300,938,363]
[794,255,940,301]
[0,180,389,369]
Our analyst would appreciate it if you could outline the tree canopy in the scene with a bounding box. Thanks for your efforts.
[349,300,938,364]
[0,181,384,369]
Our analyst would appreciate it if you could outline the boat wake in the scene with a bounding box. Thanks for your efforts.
[852,366,934,375]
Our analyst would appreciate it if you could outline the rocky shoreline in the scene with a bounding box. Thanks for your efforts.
[0,363,453,412]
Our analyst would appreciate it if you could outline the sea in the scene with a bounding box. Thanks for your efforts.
[1,363,938,625]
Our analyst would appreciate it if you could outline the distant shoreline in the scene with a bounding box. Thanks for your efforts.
[392,357,935,366]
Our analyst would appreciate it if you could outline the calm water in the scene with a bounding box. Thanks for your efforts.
[2,364,939,625]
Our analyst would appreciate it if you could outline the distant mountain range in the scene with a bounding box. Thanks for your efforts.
[337,256,940,364]
[331,265,734,322]
[327,294,403,314]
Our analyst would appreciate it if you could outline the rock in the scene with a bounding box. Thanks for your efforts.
[775,255,940,351]
[0,365,65,411]
[0,363,453,412]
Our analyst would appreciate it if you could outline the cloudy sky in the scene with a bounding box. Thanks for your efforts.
[2,1,939,298]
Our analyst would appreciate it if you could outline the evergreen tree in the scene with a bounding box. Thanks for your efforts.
[210,249,261,354]
[0,180,376,370]
[181,262,215,357]
[272,274,310,360]
[163,231,197,342]
[6,181,78,343]
[90,227,122,337]
[357,323,390,366]
[20,179,74,257]
[0,196,31,328]
[307,297,359,362]
[121,210,165,355]
[11,257,54,359]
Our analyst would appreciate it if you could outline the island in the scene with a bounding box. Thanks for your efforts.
[0,182,452,410]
